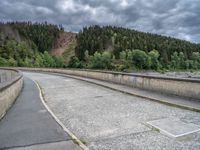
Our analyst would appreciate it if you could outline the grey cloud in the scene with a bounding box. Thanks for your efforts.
[0,0,199,43]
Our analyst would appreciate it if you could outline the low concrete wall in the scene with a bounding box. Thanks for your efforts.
[19,68,200,100]
[0,68,23,119]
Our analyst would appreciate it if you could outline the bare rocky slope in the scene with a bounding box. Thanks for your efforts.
[49,32,76,56]
[0,23,76,57]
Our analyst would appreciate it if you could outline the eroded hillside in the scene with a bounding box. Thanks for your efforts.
[49,32,76,56]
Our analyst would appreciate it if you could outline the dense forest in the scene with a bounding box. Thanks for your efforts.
[0,22,64,67]
[75,26,200,65]
[1,22,200,71]
[6,22,64,52]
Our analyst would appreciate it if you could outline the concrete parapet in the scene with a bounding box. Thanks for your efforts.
[0,68,23,119]
[18,68,200,100]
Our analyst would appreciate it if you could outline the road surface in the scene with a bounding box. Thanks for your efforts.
[0,77,81,150]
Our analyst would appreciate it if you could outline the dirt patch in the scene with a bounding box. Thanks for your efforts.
[49,32,76,56]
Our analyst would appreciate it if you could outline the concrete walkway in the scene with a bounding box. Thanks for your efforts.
[24,72,200,150]
[48,72,200,112]
[0,77,81,150]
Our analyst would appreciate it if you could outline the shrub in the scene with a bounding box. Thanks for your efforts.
[148,50,161,70]
[132,49,150,69]
[119,51,126,60]
[0,57,8,66]
[170,52,180,69]
[8,57,17,66]
[191,52,200,69]
[68,56,83,68]
[43,51,55,67]
[53,56,65,68]
[34,53,44,67]
[90,51,112,69]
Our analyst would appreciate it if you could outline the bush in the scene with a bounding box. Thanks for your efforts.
[114,64,128,71]
[23,57,33,67]
[191,52,200,69]
[170,51,199,70]
[90,51,112,69]
[8,57,17,66]
[43,51,55,67]
[34,53,44,67]
[0,57,8,66]
[132,49,150,69]
[101,51,112,69]
[119,51,126,60]
[148,50,161,70]
[53,56,65,68]
[68,56,83,68]
[185,60,193,70]
[170,52,180,69]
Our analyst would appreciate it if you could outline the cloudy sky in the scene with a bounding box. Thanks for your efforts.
[0,0,199,43]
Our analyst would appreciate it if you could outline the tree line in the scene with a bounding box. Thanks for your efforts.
[75,25,200,68]
[68,49,200,71]
[1,22,200,72]
[6,21,64,52]
[0,32,64,67]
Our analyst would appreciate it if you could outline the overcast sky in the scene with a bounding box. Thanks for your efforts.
[0,0,199,43]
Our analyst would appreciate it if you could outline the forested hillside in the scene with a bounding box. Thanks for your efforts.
[1,22,200,71]
[7,22,64,52]
[75,26,200,64]
[0,22,65,67]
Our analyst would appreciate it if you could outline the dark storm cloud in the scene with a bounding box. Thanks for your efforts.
[0,0,199,42]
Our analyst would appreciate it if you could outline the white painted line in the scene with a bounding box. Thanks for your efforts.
[147,122,176,138]
[174,128,200,138]
[32,79,89,150]
[147,122,200,138]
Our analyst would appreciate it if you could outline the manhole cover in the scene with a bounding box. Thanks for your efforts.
[147,118,200,138]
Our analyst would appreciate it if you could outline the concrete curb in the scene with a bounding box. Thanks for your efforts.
[32,79,89,150]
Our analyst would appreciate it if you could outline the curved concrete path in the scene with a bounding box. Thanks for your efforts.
[42,72,200,112]
[0,77,81,150]
[24,72,200,150]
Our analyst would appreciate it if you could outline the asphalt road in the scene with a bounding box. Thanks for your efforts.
[0,77,81,150]
[24,72,200,150]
